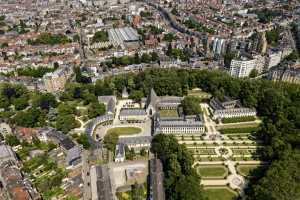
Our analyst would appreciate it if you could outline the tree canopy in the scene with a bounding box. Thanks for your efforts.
[181,96,202,115]
[151,134,206,200]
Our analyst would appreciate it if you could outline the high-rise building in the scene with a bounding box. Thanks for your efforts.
[229,56,256,78]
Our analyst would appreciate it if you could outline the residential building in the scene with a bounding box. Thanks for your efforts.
[0,123,12,138]
[0,145,17,164]
[0,145,40,200]
[270,68,300,85]
[46,128,82,166]
[266,49,282,70]
[209,96,256,120]
[43,67,71,92]
[253,54,266,74]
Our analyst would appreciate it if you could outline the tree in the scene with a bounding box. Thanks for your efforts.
[87,102,106,119]
[249,69,258,78]
[140,148,147,157]
[76,134,90,149]
[92,31,108,43]
[249,150,300,200]
[12,96,28,110]
[103,132,119,151]
[5,135,20,146]
[150,52,159,62]
[163,33,177,42]
[57,103,76,116]
[141,53,151,63]
[181,96,202,115]
[32,93,57,110]
[56,114,80,134]
[129,90,144,102]
[13,107,46,127]
[131,183,144,200]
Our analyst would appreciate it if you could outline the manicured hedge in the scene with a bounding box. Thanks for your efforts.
[221,116,256,123]
[220,127,259,134]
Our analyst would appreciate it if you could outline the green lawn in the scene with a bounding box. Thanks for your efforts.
[204,187,237,200]
[106,127,142,136]
[196,165,228,178]
[188,89,211,99]
[159,109,179,117]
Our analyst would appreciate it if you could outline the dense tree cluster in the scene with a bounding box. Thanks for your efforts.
[102,52,159,68]
[76,134,91,149]
[166,44,191,61]
[13,107,46,128]
[32,93,58,110]
[265,28,280,47]
[27,32,71,45]
[87,102,106,119]
[184,18,215,33]
[163,33,177,42]
[92,31,109,43]
[0,83,29,110]
[181,96,202,115]
[17,65,58,78]
[251,9,282,24]
[56,102,80,133]
[151,134,206,200]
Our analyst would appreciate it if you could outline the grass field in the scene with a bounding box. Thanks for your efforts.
[204,187,237,200]
[106,127,142,136]
[197,165,228,178]
[159,109,179,117]
[188,88,211,99]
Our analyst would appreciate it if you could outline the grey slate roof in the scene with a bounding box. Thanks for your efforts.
[146,88,159,109]
[118,136,152,146]
[119,108,147,116]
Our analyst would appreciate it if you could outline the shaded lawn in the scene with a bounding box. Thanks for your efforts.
[204,187,237,200]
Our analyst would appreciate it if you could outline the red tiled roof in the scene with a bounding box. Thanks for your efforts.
[11,187,30,200]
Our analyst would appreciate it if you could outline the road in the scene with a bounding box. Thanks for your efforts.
[82,150,91,200]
